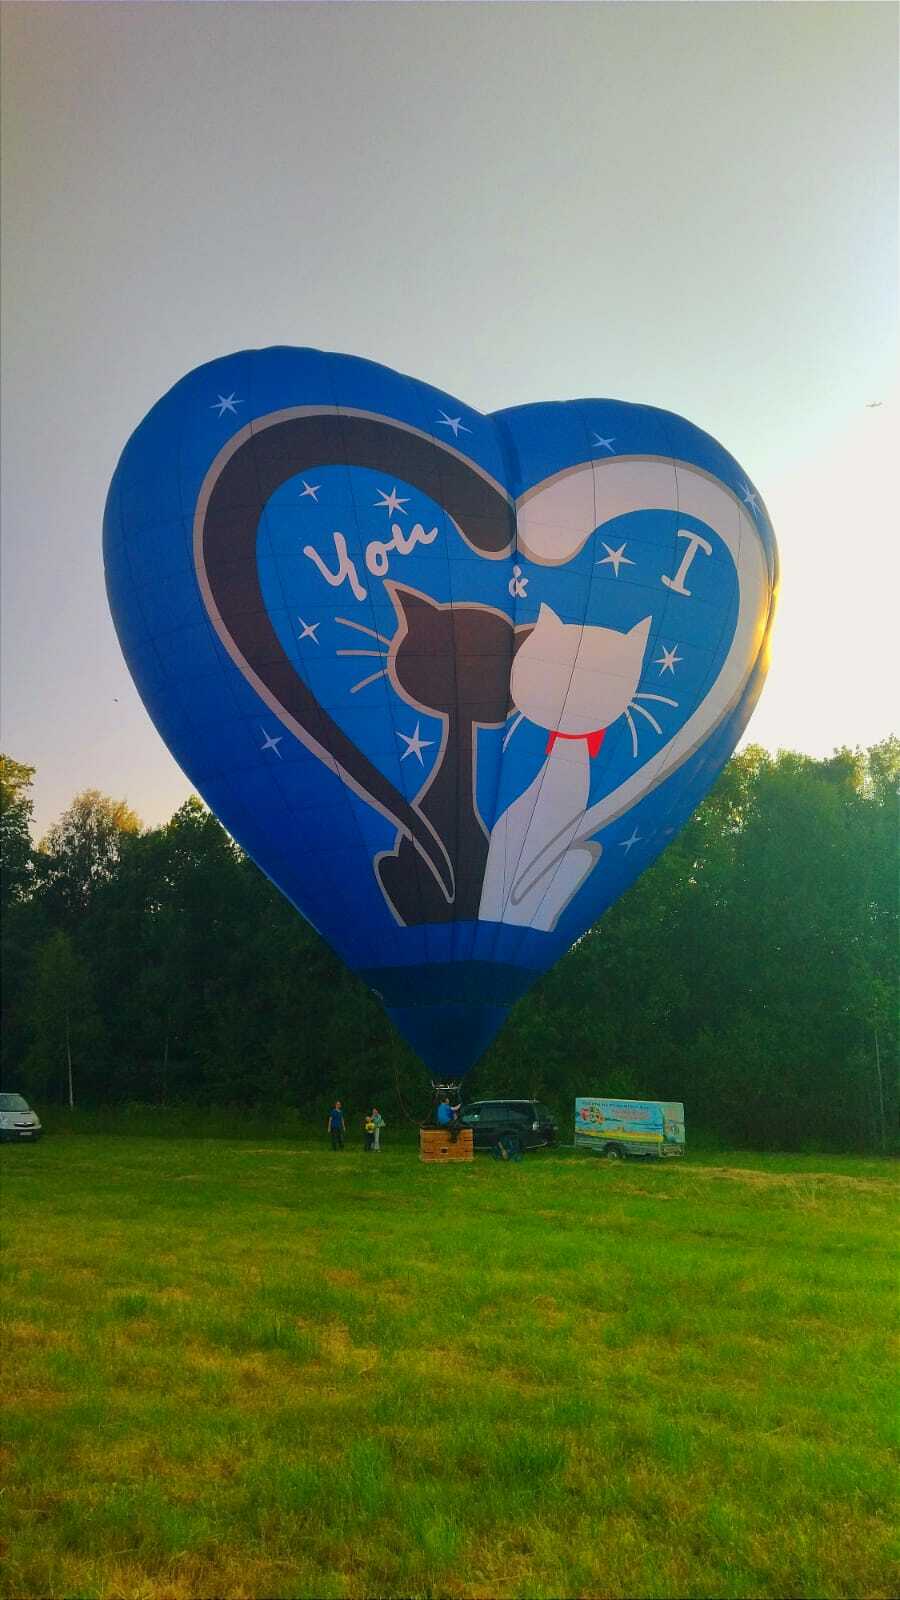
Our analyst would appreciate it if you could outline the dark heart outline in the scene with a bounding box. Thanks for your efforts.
[194,406,517,924]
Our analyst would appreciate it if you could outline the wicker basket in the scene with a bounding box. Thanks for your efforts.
[419,1128,474,1162]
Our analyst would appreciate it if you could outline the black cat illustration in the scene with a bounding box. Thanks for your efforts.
[196,408,522,925]
[375,583,529,924]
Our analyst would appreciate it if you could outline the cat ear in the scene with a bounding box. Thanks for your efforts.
[629,615,652,643]
[537,602,562,628]
[385,580,441,612]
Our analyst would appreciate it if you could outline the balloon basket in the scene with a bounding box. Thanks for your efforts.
[419,1128,474,1163]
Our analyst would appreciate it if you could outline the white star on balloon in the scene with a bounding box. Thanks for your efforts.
[212,393,242,417]
[740,482,759,512]
[597,541,635,577]
[619,827,641,853]
[592,434,616,453]
[260,727,283,758]
[436,411,472,438]
[398,722,434,764]
[374,486,409,517]
[298,619,320,643]
[299,481,321,502]
[654,644,682,675]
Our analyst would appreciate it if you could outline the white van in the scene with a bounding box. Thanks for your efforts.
[0,1093,43,1142]
[575,1097,684,1160]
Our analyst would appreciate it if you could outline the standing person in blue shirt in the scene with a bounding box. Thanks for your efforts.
[327,1101,345,1150]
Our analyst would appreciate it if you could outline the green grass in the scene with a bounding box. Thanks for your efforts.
[1,1134,897,1599]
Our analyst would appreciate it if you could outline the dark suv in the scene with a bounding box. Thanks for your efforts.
[458,1099,557,1154]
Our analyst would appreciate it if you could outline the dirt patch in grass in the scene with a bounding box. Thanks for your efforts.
[113,1319,167,1348]
[318,1321,379,1371]
[366,1277,413,1310]
[177,1343,333,1408]
[242,1146,306,1156]
[0,1383,65,1410]
[531,1293,565,1326]
[398,1346,474,1388]
[1,1320,70,1350]
[681,1165,893,1193]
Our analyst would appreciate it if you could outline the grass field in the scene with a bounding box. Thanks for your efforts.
[1,1131,897,1600]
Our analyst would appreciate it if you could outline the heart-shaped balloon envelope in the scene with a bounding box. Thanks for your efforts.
[104,348,777,1083]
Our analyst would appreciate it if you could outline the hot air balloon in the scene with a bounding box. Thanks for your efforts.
[104,348,777,1090]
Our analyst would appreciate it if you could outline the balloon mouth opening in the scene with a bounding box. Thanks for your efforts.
[360,960,537,1085]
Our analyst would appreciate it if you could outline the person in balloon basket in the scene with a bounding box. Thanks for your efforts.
[437,1095,462,1142]
[327,1101,345,1151]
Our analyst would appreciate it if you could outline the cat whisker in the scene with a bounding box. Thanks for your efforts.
[502,712,524,752]
[634,692,678,708]
[629,700,663,736]
[337,648,387,658]
[624,708,640,758]
[350,668,388,694]
[336,615,391,645]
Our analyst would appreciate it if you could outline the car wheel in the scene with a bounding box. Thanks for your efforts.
[604,1143,625,1161]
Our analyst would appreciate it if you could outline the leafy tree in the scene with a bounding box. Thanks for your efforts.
[37,789,141,923]
[0,755,36,910]
[24,930,104,1107]
[0,758,43,1086]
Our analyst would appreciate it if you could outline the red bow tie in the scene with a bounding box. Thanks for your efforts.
[545,728,606,759]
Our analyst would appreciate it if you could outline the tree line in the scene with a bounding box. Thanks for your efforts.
[1,741,896,1150]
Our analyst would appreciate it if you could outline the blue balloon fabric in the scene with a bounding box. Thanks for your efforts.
[104,348,777,1083]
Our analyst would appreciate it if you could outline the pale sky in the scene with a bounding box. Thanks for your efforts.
[2,0,896,839]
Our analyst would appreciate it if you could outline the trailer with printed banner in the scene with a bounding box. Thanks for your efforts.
[575,1098,685,1160]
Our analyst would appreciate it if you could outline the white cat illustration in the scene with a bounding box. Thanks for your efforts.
[479,605,652,931]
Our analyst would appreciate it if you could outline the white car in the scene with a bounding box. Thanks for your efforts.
[0,1093,43,1142]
